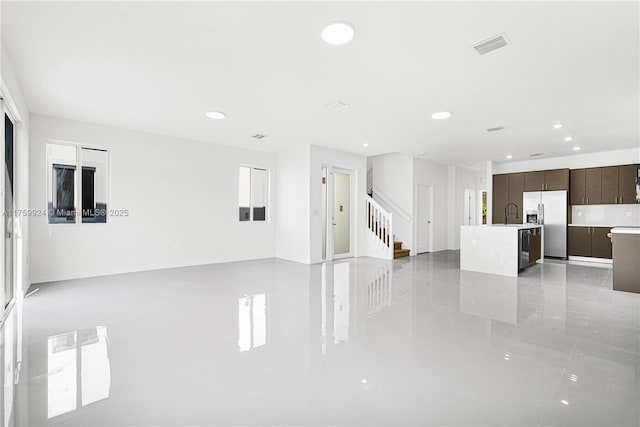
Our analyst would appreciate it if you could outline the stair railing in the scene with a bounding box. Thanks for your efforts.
[366,195,393,259]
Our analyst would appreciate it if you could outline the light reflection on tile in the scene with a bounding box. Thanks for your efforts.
[238,294,267,352]
[0,253,637,425]
[47,327,110,419]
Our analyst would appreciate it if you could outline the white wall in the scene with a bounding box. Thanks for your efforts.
[1,43,31,295]
[309,145,367,264]
[30,114,277,283]
[370,153,413,249]
[275,144,368,264]
[493,148,640,174]
[275,146,310,264]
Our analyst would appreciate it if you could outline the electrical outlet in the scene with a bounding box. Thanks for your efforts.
[626,211,633,217]
[577,211,583,217]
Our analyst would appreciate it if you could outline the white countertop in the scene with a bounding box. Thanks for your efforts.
[611,227,640,235]
[569,224,618,228]
[471,224,542,230]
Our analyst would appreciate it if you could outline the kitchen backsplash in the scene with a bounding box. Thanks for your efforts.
[571,204,640,226]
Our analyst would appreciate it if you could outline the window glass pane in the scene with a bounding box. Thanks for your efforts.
[252,168,267,221]
[239,166,251,221]
[47,143,77,224]
[81,148,108,223]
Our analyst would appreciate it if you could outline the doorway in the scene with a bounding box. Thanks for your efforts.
[3,111,15,310]
[416,184,433,254]
[463,188,476,226]
[322,166,354,261]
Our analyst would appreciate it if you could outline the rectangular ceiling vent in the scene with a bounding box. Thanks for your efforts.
[326,100,350,111]
[473,33,510,55]
[252,134,267,139]
[486,125,506,132]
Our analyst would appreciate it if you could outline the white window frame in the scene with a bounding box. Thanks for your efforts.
[238,165,270,223]
[45,139,111,227]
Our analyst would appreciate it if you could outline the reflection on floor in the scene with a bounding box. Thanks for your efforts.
[1,252,639,425]
[47,326,110,419]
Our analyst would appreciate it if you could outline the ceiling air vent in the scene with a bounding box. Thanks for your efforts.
[529,153,543,157]
[472,33,510,55]
[486,125,506,132]
[326,100,350,111]
[252,134,267,139]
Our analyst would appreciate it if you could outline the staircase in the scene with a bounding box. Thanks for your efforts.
[393,241,410,259]
[366,195,412,260]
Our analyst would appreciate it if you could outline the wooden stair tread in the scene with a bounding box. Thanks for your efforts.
[394,249,410,259]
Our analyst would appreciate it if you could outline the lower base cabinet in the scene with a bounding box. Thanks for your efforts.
[568,226,612,259]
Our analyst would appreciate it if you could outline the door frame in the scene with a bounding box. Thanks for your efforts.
[0,92,19,321]
[322,165,355,261]
[414,183,434,254]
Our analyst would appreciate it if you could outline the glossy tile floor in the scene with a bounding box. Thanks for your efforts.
[2,251,640,425]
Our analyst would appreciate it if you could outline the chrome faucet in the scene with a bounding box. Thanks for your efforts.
[504,203,519,224]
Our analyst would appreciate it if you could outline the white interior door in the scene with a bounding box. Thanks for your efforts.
[323,166,353,261]
[417,184,432,254]
[332,169,351,258]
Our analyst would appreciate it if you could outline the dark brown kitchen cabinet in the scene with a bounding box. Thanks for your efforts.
[508,173,524,224]
[591,227,613,259]
[524,169,569,192]
[570,169,586,205]
[492,174,509,224]
[618,164,639,204]
[568,226,612,259]
[492,173,524,224]
[572,164,640,205]
[545,169,570,191]
[601,167,619,205]
[568,227,591,257]
[572,168,603,205]
[585,168,602,205]
[524,171,545,192]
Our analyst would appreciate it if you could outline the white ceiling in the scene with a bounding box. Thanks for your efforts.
[2,1,639,166]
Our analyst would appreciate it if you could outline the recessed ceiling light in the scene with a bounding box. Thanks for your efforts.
[561,400,569,406]
[564,136,573,142]
[322,22,355,45]
[206,111,226,120]
[432,111,452,120]
[506,154,513,159]
[553,123,563,129]
[573,146,581,151]
[362,142,369,147]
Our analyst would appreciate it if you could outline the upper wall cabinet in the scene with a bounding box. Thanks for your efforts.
[618,164,640,204]
[524,169,569,192]
[492,173,524,224]
[570,165,639,205]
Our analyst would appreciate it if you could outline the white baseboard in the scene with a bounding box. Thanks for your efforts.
[568,256,613,266]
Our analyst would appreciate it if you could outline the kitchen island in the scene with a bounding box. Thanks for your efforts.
[612,227,640,294]
[460,224,543,277]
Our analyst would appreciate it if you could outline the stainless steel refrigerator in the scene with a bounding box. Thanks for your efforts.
[523,190,568,259]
